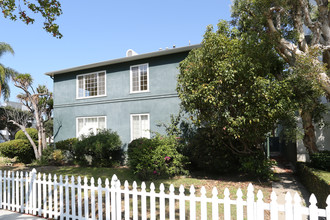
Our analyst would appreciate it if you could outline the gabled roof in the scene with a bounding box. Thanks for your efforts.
[45,44,200,77]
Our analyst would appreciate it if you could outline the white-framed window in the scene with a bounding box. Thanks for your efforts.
[130,63,149,93]
[77,71,106,99]
[76,116,106,137]
[130,113,150,141]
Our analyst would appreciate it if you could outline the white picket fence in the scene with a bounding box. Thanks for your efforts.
[0,169,329,219]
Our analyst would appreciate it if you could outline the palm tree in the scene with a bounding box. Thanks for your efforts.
[0,42,17,100]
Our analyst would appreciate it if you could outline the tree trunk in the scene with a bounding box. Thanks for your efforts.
[301,110,318,155]
[9,120,40,160]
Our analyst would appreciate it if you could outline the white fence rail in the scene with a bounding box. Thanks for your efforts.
[0,168,328,219]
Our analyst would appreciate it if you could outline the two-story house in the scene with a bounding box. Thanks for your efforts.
[45,45,199,147]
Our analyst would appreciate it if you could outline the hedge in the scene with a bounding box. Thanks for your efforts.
[296,162,330,208]
[0,139,35,164]
[15,128,38,141]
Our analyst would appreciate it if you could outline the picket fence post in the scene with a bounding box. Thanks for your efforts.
[309,194,318,220]
[270,191,278,220]
[159,183,166,220]
[224,188,231,220]
[97,178,103,220]
[141,182,147,220]
[150,182,156,220]
[169,184,175,220]
[247,183,254,220]
[190,185,196,219]
[236,188,243,220]
[293,192,302,220]
[179,185,186,220]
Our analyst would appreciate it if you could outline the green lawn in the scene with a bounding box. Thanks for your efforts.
[309,167,330,184]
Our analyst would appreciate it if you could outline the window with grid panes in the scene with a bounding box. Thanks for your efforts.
[77,71,106,98]
[130,64,149,93]
[130,114,150,140]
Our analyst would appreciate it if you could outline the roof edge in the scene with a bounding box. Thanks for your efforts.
[45,44,200,76]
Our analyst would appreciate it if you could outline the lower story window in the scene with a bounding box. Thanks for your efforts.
[131,114,150,141]
[76,116,106,137]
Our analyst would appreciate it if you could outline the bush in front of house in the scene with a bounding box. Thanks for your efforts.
[15,128,38,141]
[0,139,35,163]
[74,130,123,167]
[127,135,188,180]
[310,151,330,171]
[37,146,66,166]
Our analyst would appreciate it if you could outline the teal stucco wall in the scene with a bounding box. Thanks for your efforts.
[53,52,188,146]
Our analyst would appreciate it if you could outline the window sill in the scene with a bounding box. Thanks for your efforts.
[76,94,107,100]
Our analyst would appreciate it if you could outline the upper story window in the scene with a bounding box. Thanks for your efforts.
[77,71,106,99]
[130,64,149,93]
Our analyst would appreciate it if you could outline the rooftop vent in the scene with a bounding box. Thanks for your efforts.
[126,49,138,57]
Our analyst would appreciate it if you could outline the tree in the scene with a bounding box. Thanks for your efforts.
[177,21,295,155]
[11,73,53,159]
[0,106,33,140]
[0,0,62,38]
[231,0,330,154]
[0,42,17,100]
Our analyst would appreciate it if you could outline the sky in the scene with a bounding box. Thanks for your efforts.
[0,0,232,102]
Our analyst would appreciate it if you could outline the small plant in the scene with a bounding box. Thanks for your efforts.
[127,135,188,180]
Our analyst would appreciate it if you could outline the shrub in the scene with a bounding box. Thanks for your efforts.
[74,130,122,167]
[296,162,330,208]
[310,151,330,171]
[15,128,38,141]
[127,135,188,180]
[0,139,35,163]
[238,151,275,180]
[55,138,78,158]
[38,147,66,166]
[55,138,78,151]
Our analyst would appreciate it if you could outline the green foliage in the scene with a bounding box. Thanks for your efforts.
[296,162,330,208]
[0,42,17,100]
[127,136,188,180]
[55,138,77,152]
[0,0,62,38]
[310,151,330,171]
[37,146,66,166]
[239,151,276,180]
[178,20,294,155]
[74,130,122,167]
[15,128,38,141]
[0,139,34,163]
[183,127,239,174]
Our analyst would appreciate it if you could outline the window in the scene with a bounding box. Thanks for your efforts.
[130,114,150,140]
[77,71,106,98]
[76,116,106,137]
[130,64,149,93]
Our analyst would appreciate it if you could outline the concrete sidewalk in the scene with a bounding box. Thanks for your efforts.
[0,209,45,220]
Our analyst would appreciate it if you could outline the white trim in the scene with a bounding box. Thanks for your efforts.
[130,113,150,141]
[76,71,107,99]
[130,63,149,94]
[76,116,107,137]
